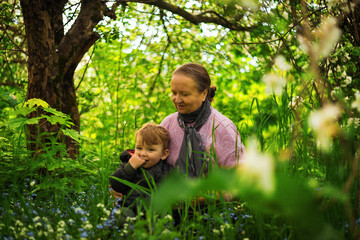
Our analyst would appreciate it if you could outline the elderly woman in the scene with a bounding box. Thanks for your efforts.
[161,63,246,177]
[110,63,246,201]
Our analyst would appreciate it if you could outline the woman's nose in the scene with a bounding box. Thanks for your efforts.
[174,95,182,103]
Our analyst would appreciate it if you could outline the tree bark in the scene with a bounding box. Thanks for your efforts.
[20,0,62,155]
[20,0,104,158]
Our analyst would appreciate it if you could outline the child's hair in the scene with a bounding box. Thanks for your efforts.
[135,123,170,150]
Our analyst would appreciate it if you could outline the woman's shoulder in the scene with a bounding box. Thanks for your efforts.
[208,106,236,128]
[160,112,178,126]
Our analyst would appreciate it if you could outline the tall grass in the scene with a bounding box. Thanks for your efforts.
[1,91,359,239]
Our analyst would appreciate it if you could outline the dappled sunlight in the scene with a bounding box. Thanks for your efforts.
[1,0,360,239]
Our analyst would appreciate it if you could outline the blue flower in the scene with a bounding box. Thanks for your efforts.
[4,237,15,240]
[27,231,34,237]
[63,234,71,240]
[80,232,88,238]
[96,224,104,230]
[103,219,115,228]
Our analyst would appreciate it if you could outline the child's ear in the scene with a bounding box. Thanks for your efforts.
[161,149,170,160]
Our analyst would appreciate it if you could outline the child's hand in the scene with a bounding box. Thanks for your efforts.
[129,154,146,169]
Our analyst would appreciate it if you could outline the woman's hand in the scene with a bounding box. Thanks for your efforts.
[129,154,146,169]
[109,185,123,199]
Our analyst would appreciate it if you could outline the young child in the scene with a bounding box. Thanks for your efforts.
[109,123,173,212]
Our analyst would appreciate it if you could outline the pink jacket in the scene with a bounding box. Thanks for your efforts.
[161,106,246,167]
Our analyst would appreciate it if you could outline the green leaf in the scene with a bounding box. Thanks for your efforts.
[44,107,68,118]
[110,176,151,195]
[6,117,27,129]
[44,115,66,125]
[25,117,43,125]
[62,128,89,142]
[25,98,50,108]
[14,106,36,117]
[75,163,98,175]
[0,136,9,142]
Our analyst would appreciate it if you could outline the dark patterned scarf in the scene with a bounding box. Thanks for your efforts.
[176,99,211,177]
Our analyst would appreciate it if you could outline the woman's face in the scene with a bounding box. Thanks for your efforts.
[171,73,207,114]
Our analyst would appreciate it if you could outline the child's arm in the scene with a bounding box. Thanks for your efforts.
[109,163,136,193]
[109,154,145,193]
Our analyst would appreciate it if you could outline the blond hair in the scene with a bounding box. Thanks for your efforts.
[135,123,170,150]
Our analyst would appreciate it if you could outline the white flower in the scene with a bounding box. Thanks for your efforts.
[237,137,275,194]
[330,86,341,100]
[75,207,83,214]
[15,220,23,227]
[341,76,352,87]
[213,229,220,234]
[46,224,54,233]
[58,220,66,228]
[313,17,342,59]
[262,73,286,95]
[114,208,122,216]
[347,118,360,128]
[351,91,360,112]
[341,71,347,78]
[288,96,304,109]
[345,76,352,85]
[96,203,104,208]
[309,104,341,151]
[300,17,342,61]
[104,209,110,216]
[274,55,292,71]
[83,222,93,230]
[35,222,42,228]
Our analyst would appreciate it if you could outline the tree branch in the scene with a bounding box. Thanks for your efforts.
[75,44,96,91]
[117,0,256,31]
[103,0,127,19]
[58,0,104,75]
[0,22,28,55]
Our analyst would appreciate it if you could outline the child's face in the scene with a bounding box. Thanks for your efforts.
[134,135,169,169]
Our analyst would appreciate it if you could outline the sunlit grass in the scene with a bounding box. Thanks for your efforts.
[1,88,360,239]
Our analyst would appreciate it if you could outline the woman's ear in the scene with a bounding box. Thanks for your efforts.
[202,89,208,102]
[161,149,170,160]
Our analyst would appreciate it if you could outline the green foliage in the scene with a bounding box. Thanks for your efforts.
[0,99,96,198]
[2,0,360,239]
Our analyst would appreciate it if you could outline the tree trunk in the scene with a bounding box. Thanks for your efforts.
[20,0,104,158]
[20,0,64,155]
